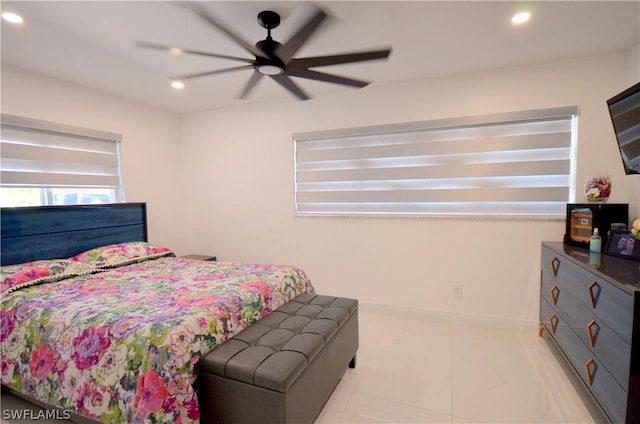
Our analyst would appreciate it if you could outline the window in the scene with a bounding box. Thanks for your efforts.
[1,114,123,207]
[294,106,577,218]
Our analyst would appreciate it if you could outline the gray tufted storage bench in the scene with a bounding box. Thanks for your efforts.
[196,293,358,424]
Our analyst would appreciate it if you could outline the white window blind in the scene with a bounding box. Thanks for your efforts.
[294,106,577,217]
[1,114,122,189]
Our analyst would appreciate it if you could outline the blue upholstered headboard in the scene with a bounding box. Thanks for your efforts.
[1,203,147,266]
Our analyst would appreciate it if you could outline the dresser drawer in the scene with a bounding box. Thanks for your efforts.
[541,277,631,388]
[541,298,627,424]
[542,247,633,342]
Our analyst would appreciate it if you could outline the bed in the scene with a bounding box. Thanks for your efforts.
[1,203,315,423]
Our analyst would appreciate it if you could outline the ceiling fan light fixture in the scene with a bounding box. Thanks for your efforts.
[256,64,284,75]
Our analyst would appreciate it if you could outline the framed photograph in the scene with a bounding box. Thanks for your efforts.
[604,231,640,262]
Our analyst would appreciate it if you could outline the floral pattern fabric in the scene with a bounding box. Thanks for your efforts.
[1,257,314,423]
[69,242,175,268]
[1,259,96,295]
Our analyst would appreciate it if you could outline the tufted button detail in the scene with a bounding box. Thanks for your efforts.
[257,328,296,351]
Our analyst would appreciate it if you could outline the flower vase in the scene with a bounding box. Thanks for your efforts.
[584,174,611,203]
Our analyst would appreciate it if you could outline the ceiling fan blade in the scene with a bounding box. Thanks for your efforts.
[276,8,328,64]
[286,68,369,88]
[290,48,392,69]
[135,41,254,63]
[270,74,310,100]
[171,65,253,81]
[173,1,268,59]
[238,71,264,99]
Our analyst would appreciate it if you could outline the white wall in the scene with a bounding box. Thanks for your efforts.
[0,65,187,253]
[2,50,637,324]
[181,51,639,323]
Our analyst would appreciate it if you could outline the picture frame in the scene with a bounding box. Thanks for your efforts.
[604,230,640,262]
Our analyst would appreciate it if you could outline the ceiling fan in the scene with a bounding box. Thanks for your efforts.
[136,2,392,100]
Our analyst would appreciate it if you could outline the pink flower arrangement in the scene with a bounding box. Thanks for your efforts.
[631,218,640,240]
[584,175,611,202]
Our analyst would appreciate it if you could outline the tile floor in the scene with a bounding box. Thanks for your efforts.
[316,303,605,424]
[1,303,606,423]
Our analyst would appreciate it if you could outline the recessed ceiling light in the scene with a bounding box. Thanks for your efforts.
[2,12,24,24]
[171,80,185,90]
[511,12,531,25]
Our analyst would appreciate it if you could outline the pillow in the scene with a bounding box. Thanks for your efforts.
[69,242,174,269]
[1,259,95,294]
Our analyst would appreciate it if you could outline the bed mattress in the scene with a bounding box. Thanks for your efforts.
[1,245,314,423]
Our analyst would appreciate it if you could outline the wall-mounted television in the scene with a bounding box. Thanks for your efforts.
[607,81,640,175]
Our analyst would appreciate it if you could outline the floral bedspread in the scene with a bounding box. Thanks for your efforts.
[1,257,314,423]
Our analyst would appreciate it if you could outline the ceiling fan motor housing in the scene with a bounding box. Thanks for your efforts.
[255,38,284,74]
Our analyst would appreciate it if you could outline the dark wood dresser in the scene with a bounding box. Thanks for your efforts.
[540,242,640,423]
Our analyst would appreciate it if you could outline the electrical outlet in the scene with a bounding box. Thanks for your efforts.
[453,285,463,298]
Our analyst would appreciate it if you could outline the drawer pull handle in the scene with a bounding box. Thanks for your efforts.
[588,281,599,308]
[549,314,558,334]
[587,320,598,347]
[538,323,544,337]
[550,286,560,306]
[551,257,560,277]
[585,359,596,385]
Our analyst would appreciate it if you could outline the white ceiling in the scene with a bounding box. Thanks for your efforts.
[1,1,639,113]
